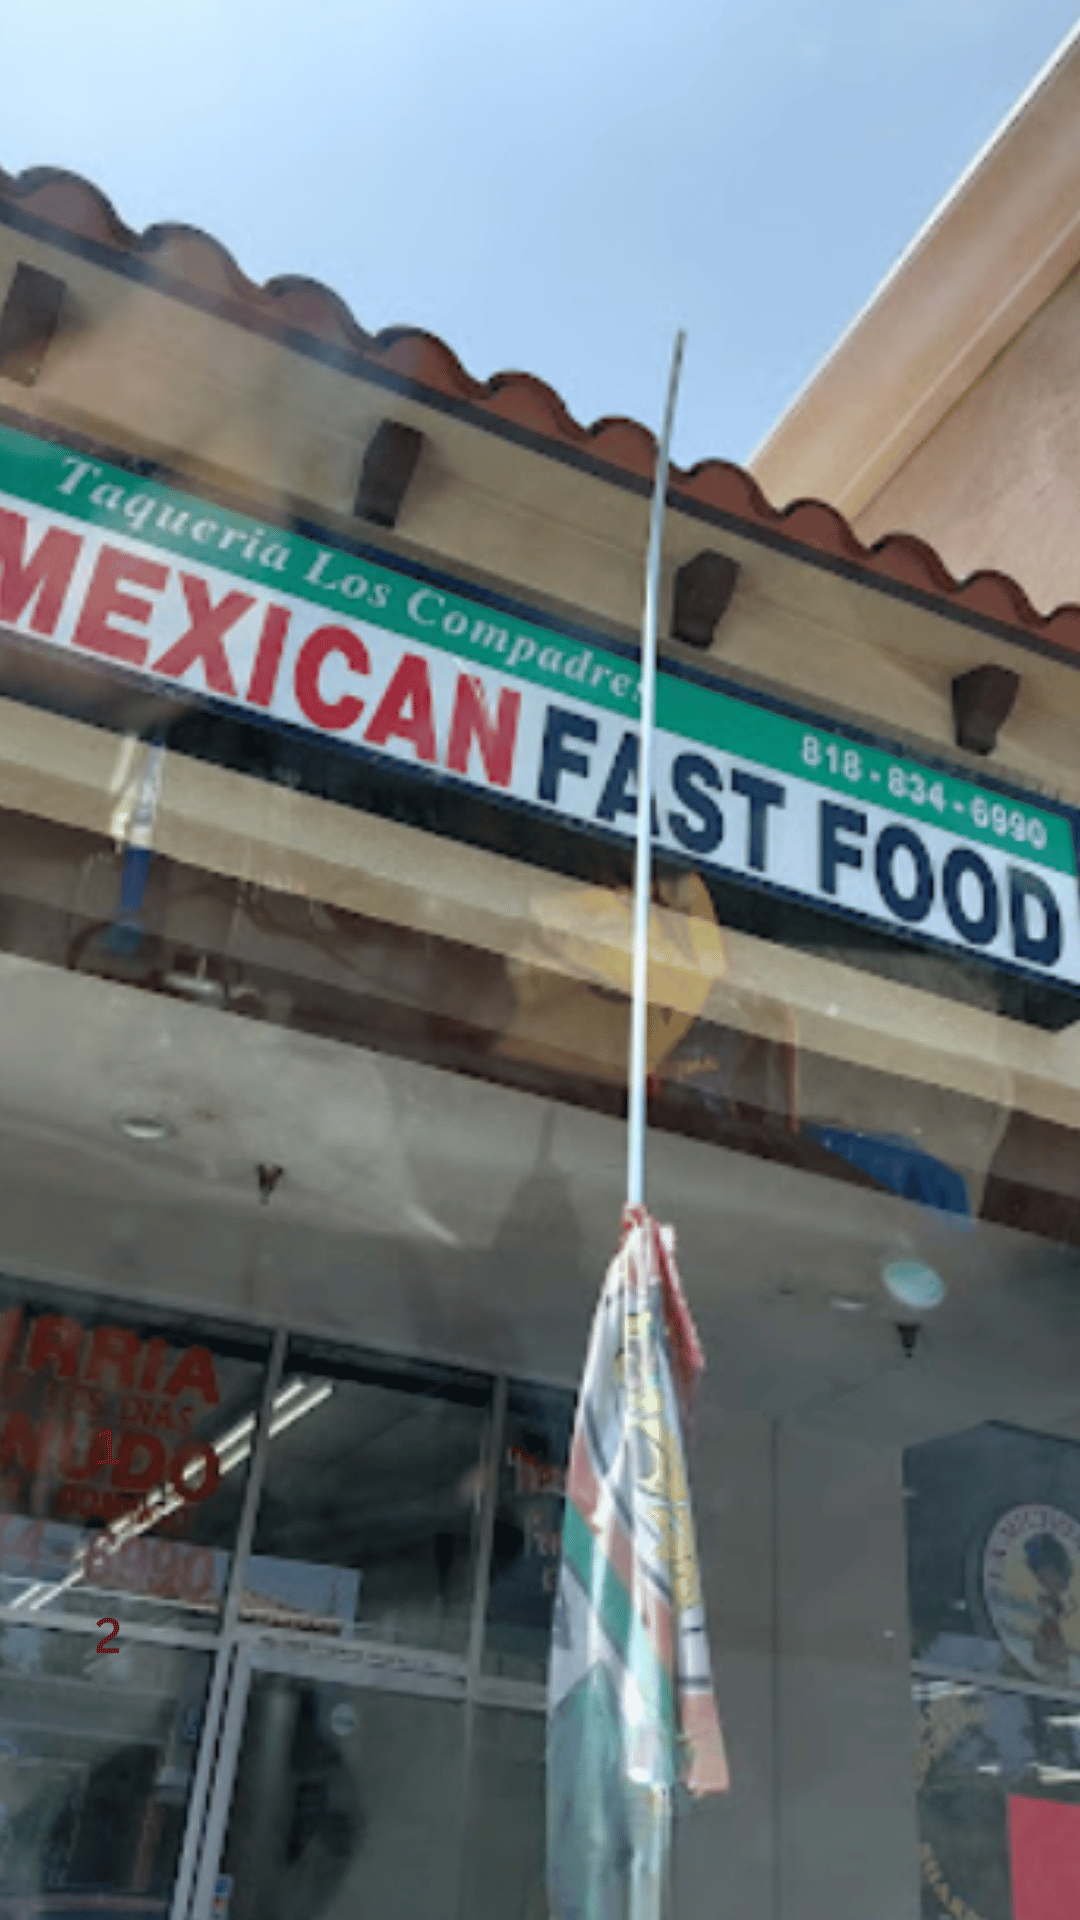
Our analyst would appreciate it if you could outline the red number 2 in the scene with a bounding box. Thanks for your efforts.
[96,1617,120,1653]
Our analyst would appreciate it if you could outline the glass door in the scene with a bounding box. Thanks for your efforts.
[192,1639,469,1920]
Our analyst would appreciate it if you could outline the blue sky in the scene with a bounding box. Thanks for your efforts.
[2,1,1078,475]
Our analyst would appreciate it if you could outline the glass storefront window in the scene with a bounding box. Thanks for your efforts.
[242,1343,493,1653]
[218,1668,467,1920]
[458,1707,547,1920]
[907,1422,1080,1686]
[0,1280,269,1634]
[908,1423,1080,1916]
[484,1381,573,1682]
[915,1678,1080,1920]
[4,144,1080,1920]
[0,1619,212,1914]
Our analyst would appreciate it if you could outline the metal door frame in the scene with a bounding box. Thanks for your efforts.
[167,1329,288,1920]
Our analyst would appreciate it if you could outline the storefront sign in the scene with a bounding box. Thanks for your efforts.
[1,415,1077,993]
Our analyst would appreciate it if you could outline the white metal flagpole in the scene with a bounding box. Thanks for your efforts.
[627,330,686,1210]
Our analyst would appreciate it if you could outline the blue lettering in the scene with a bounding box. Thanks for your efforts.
[595,733,660,833]
[820,802,866,896]
[669,753,723,855]
[538,706,597,806]
[596,734,640,825]
[1009,867,1062,967]
[875,824,934,924]
[943,847,999,946]
[732,769,784,873]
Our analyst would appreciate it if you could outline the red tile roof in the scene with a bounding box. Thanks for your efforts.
[5,163,1080,662]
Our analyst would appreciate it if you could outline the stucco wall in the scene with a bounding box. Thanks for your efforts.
[855,267,1080,614]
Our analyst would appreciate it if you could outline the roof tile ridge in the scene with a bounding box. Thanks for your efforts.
[672,467,874,565]
[3,164,1080,647]
[950,563,1080,637]
[136,220,266,302]
[1,165,376,349]
[366,328,659,471]
[262,274,374,350]
[1037,604,1080,654]
[675,470,1080,648]
[865,528,964,593]
[768,492,869,562]
[868,530,1080,641]
[3,163,136,251]
[672,456,777,520]
[365,325,499,401]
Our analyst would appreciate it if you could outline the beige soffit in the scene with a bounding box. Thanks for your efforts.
[750,20,1080,519]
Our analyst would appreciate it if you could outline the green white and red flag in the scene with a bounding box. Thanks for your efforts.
[547,1204,728,1920]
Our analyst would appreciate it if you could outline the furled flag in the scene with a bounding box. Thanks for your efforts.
[547,1204,728,1920]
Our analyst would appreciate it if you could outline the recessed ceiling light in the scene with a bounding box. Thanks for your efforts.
[115,1115,176,1143]
[881,1258,946,1311]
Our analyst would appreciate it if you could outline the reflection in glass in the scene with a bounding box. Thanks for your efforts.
[0,1280,268,1632]
[484,1381,573,1681]
[244,1345,491,1651]
[459,1707,547,1920]
[907,1423,1080,1688]
[0,1620,211,1912]
[915,1678,1080,1920]
[221,1673,464,1920]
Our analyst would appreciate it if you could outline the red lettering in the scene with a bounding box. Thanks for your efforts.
[169,1439,220,1505]
[111,1430,167,1492]
[246,604,291,707]
[0,509,81,634]
[446,675,520,788]
[294,624,369,731]
[26,1314,84,1380]
[364,652,436,762]
[85,1325,141,1391]
[163,1347,220,1405]
[152,573,253,695]
[0,1410,40,1473]
[71,545,168,666]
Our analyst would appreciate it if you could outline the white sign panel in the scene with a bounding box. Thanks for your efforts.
[0,414,1075,996]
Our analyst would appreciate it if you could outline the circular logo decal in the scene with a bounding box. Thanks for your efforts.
[983,1504,1080,1683]
[329,1702,357,1740]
